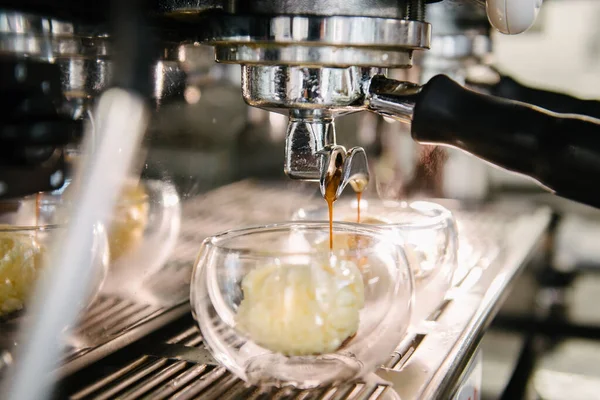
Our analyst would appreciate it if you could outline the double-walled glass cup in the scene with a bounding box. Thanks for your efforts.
[35,178,181,294]
[102,179,181,291]
[294,199,458,325]
[0,196,109,320]
[190,222,413,388]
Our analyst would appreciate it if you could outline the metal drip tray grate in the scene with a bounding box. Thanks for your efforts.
[63,296,165,362]
[68,322,391,400]
[70,359,389,400]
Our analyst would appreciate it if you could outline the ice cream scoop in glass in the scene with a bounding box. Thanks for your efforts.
[190,221,413,388]
[293,199,458,325]
[34,178,181,297]
[0,196,109,320]
[102,179,181,293]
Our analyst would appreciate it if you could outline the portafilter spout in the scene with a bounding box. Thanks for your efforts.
[284,112,370,200]
[319,145,370,201]
[284,112,336,181]
[242,64,375,199]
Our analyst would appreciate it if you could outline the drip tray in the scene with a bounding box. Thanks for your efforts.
[63,318,393,400]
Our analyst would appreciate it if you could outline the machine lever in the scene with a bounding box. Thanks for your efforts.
[368,74,600,209]
[468,74,600,120]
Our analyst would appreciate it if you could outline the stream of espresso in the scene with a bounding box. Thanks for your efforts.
[356,192,361,223]
[324,170,342,250]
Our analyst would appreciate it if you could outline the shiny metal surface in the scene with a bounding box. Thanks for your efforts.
[242,65,375,112]
[340,147,370,195]
[318,143,346,192]
[217,45,415,69]
[69,340,391,400]
[58,58,109,98]
[242,67,426,184]
[257,0,406,18]
[57,302,190,378]
[0,11,104,61]
[55,41,216,113]
[152,60,186,107]
[243,65,375,186]
[207,16,430,50]
[0,35,80,60]
[428,34,491,59]
[284,114,335,181]
[424,0,488,36]
[366,76,421,124]
[318,144,370,199]
[58,57,111,119]
[159,0,225,16]
[381,206,550,399]
[0,11,211,117]
[284,115,370,194]
[0,11,114,121]
[0,11,74,35]
[208,15,430,68]
[161,0,411,19]
[254,0,404,18]
[189,4,430,185]
[417,0,492,83]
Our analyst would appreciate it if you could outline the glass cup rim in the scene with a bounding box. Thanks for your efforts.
[295,198,454,230]
[36,191,148,208]
[201,220,407,257]
[0,224,61,232]
[10,181,150,210]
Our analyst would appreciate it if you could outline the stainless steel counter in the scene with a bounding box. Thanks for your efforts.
[378,205,550,398]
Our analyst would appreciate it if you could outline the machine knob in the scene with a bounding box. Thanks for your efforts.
[486,0,543,34]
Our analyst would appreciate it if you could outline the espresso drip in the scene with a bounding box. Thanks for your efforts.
[356,192,362,223]
[324,169,342,250]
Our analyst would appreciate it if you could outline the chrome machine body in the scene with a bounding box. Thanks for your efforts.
[160,0,433,198]
[158,0,600,208]
[170,0,600,210]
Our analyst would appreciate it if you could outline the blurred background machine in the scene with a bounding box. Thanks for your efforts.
[1,0,600,399]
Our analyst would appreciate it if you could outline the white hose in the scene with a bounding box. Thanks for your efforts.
[5,88,148,400]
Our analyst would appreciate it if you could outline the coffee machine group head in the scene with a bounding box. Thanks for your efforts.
[161,0,433,199]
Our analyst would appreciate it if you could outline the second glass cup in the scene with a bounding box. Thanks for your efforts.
[34,178,182,295]
[191,222,413,388]
[0,196,109,321]
[294,199,458,325]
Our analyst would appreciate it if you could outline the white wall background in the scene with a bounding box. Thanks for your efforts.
[494,0,600,98]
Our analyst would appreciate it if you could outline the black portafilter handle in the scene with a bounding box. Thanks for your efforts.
[468,74,600,120]
[368,74,600,209]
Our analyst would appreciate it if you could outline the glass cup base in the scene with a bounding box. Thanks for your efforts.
[245,353,362,389]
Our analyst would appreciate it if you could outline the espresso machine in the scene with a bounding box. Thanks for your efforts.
[1,0,599,399]
[147,0,600,209]
[5,0,600,209]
